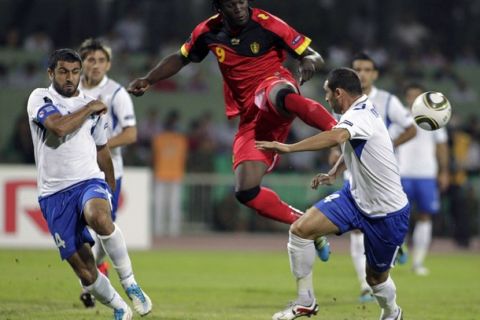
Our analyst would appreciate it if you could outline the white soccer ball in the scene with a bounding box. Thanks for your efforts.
[411,91,452,131]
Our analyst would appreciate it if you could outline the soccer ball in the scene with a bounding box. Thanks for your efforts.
[411,91,452,131]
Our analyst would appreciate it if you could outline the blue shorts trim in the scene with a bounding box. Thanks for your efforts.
[111,177,122,221]
[39,178,112,260]
[314,184,410,272]
[401,178,439,214]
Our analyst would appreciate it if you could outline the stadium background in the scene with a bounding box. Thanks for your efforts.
[1,1,480,319]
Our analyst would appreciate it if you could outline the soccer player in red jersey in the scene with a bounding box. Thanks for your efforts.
[128,0,336,243]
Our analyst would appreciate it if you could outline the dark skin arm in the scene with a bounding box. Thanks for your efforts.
[127,51,190,97]
[43,100,107,138]
[298,47,324,85]
[96,144,116,192]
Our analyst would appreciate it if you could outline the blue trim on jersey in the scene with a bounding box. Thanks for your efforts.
[36,104,60,125]
[350,139,367,159]
[314,183,410,272]
[353,103,366,110]
[110,86,122,130]
[384,94,393,128]
[111,177,122,221]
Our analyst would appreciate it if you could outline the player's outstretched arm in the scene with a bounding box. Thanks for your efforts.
[257,128,350,154]
[127,51,190,97]
[97,144,116,192]
[298,47,324,85]
[44,100,107,138]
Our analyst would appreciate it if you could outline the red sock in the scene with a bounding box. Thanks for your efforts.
[284,93,337,131]
[245,187,302,224]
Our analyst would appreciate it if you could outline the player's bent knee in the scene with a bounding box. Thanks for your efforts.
[77,266,98,286]
[235,186,261,204]
[268,82,297,116]
[366,268,389,286]
[290,219,311,239]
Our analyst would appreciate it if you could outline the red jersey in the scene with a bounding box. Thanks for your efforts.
[180,8,312,121]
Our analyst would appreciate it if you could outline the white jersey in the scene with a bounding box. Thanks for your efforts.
[335,95,408,217]
[342,87,414,181]
[27,85,108,197]
[80,76,136,179]
[397,126,448,178]
[369,86,414,134]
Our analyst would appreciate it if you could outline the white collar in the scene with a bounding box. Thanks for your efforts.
[348,94,368,110]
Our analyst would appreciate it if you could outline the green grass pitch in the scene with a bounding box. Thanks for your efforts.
[0,249,479,319]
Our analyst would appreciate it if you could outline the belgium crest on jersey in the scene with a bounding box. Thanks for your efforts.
[250,42,260,54]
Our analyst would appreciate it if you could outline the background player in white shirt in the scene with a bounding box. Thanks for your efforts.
[257,68,408,320]
[348,52,416,302]
[78,38,138,307]
[27,49,150,320]
[398,83,449,276]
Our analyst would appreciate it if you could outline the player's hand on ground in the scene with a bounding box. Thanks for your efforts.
[311,173,335,189]
[87,100,107,115]
[255,141,291,154]
[127,78,151,97]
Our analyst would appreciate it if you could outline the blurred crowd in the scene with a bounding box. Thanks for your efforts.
[1,0,480,243]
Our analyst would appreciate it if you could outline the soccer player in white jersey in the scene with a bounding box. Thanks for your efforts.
[257,68,408,320]
[78,38,138,307]
[27,49,151,320]
[398,83,449,276]
[347,52,416,302]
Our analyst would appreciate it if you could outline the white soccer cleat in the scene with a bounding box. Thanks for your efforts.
[114,305,133,320]
[125,284,152,316]
[272,300,319,320]
[379,307,403,320]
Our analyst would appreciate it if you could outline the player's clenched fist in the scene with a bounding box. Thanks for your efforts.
[87,99,107,115]
[310,173,335,189]
[127,78,151,96]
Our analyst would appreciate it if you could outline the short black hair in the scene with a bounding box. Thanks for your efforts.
[403,82,426,94]
[78,38,112,61]
[48,48,82,70]
[351,52,377,70]
[326,68,363,96]
[212,0,252,12]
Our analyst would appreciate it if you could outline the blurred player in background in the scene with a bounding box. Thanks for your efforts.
[257,68,408,320]
[128,0,336,258]
[78,38,138,307]
[27,49,151,320]
[348,52,416,302]
[398,83,449,275]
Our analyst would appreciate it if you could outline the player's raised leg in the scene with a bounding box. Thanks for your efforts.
[266,81,337,132]
[234,160,330,261]
[83,193,152,316]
